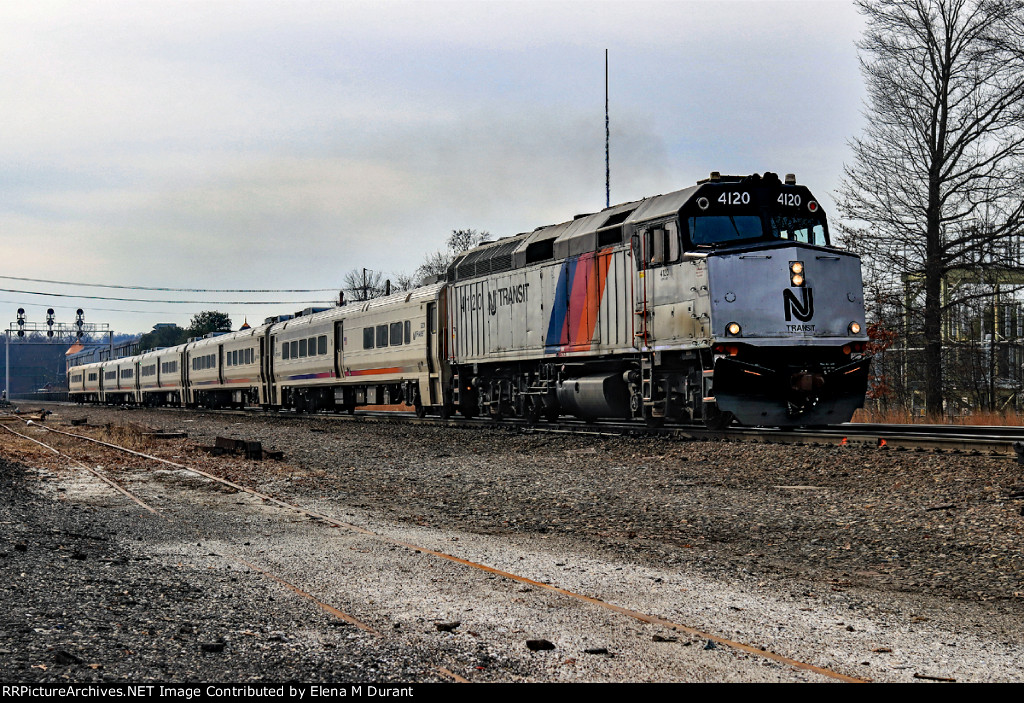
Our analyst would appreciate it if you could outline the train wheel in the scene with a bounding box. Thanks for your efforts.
[703,402,734,431]
[414,401,426,418]
[525,400,541,424]
[644,409,664,429]
[544,406,560,423]
[439,403,454,419]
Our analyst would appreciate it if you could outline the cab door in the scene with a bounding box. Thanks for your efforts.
[632,220,682,347]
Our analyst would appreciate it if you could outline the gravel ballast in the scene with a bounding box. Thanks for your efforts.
[2,404,1022,683]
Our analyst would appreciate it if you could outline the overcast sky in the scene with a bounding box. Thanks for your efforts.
[1,0,866,335]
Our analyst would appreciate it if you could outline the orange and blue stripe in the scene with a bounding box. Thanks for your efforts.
[545,249,613,353]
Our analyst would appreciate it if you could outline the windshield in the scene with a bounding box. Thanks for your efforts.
[687,214,828,247]
[770,215,827,246]
[688,215,763,246]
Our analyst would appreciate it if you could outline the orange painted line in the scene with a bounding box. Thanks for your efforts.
[344,367,403,377]
[232,557,381,635]
[436,667,469,683]
[387,538,867,683]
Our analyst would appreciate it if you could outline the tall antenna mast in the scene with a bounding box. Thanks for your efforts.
[605,49,610,209]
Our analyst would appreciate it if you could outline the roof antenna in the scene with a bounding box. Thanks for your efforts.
[605,49,610,209]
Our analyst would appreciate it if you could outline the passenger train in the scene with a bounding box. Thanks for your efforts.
[68,172,870,428]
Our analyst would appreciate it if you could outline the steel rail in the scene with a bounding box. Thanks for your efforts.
[29,399,1024,456]
[0,418,163,516]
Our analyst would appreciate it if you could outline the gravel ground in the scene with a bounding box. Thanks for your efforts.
[2,403,1023,682]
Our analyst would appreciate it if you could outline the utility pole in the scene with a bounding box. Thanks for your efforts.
[605,48,610,209]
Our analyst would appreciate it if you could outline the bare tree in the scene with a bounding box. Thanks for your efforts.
[414,229,489,283]
[390,271,419,293]
[342,268,385,301]
[414,250,456,282]
[837,0,1024,417]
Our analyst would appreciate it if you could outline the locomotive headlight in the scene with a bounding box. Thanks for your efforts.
[789,261,805,287]
[849,322,862,335]
[727,322,741,336]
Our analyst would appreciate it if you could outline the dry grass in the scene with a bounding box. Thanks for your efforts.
[97,423,155,450]
[851,407,1024,426]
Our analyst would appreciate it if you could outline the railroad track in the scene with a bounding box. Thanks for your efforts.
[27,400,1024,458]
[1,411,869,683]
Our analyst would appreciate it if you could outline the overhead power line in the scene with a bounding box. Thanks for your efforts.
[0,300,236,316]
[0,287,334,305]
[0,274,339,293]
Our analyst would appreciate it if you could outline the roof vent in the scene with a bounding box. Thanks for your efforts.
[785,173,797,185]
[709,171,721,182]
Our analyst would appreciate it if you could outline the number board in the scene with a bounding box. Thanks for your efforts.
[688,185,818,216]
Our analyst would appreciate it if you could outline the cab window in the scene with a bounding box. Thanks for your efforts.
[633,221,681,269]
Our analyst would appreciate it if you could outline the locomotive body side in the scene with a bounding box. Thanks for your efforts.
[447,247,637,363]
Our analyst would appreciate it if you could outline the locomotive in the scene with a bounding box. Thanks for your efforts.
[68,172,870,428]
